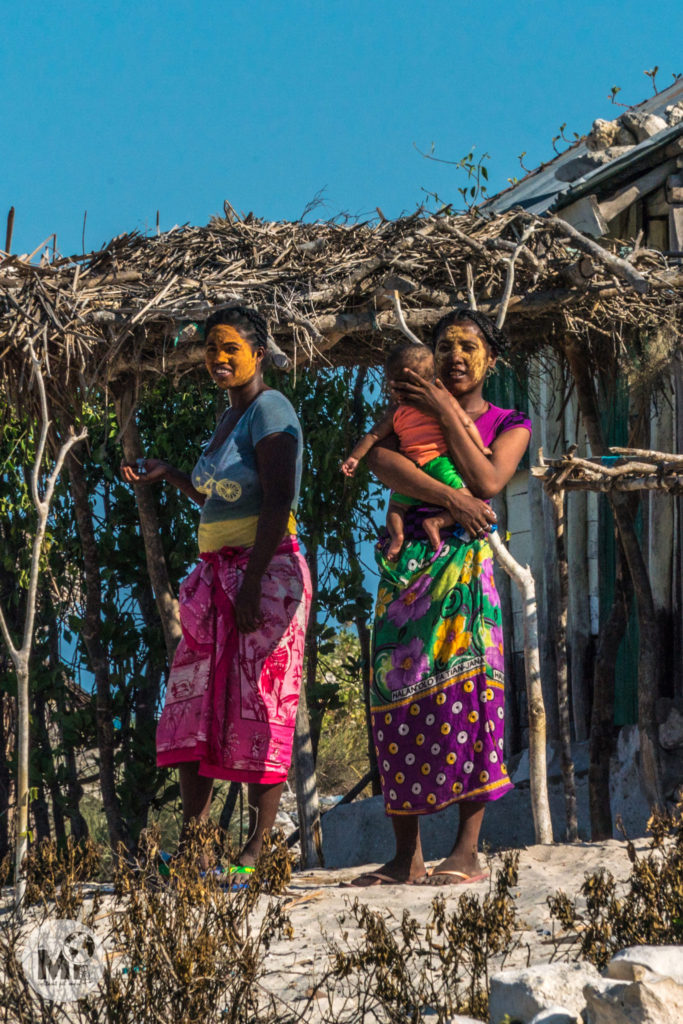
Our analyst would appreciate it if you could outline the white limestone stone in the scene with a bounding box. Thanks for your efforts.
[529,1008,580,1024]
[665,103,683,127]
[584,974,683,1023]
[586,119,620,151]
[619,111,668,143]
[489,962,600,1024]
[606,945,683,985]
[658,706,683,750]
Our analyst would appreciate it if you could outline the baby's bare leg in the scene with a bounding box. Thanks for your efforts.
[386,503,406,561]
[423,510,456,552]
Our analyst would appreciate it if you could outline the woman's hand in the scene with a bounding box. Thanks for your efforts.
[444,489,497,539]
[390,368,458,421]
[120,458,169,485]
[234,575,263,633]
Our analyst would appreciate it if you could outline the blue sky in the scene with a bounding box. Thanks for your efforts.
[3,1,682,258]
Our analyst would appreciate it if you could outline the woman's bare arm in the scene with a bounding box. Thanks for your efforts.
[120,458,206,505]
[366,437,497,537]
[391,371,530,498]
[234,431,297,633]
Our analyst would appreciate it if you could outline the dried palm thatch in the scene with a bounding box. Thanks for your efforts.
[1,203,682,413]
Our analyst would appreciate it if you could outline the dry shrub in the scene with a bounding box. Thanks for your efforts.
[0,823,296,1024]
[321,850,520,1023]
[23,836,102,910]
[548,806,683,968]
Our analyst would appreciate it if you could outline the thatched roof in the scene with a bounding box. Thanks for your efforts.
[1,200,682,411]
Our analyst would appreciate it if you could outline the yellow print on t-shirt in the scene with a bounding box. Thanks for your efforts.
[195,472,242,502]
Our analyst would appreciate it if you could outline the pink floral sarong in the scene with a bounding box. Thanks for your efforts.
[156,536,311,784]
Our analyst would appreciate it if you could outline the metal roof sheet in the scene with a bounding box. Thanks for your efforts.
[483,79,683,217]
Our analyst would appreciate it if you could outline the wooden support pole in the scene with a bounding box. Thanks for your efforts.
[293,688,322,868]
[488,531,553,844]
[549,488,579,841]
[0,342,86,909]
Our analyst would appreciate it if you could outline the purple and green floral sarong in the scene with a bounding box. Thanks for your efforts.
[371,510,513,816]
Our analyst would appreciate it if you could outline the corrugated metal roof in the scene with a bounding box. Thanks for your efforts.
[483,78,683,217]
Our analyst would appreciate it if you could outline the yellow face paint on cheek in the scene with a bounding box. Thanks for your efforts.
[441,326,489,384]
[205,325,258,386]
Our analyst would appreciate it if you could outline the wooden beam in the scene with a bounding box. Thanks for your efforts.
[520,211,651,294]
[666,171,683,204]
[669,205,683,251]
[598,158,679,223]
[558,195,607,238]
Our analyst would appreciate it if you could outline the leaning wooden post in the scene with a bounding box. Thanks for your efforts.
[293,688,322,867]
[488,531,553,844]
[548,483,579,841]
[489,224,552,843]
[0,341,86,908]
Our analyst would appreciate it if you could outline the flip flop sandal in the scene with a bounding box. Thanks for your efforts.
[425,869,490,885]
[225,864,255,891]
[157,851,173,878]
[340,871,407,888]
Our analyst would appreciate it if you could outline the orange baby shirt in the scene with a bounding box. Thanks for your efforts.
[393,405,449,467]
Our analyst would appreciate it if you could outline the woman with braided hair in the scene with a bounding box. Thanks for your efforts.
[121,305,311,874]
[349,308,531,887]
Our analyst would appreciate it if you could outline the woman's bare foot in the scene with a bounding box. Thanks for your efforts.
[386,538,404,561]
[345,854,427,887]
[423,515,445,551]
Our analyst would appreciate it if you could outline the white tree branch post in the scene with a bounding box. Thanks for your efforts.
[488,531,553,843]
[0,341,86,909]
[390,290,429,347]
[490,227,553,843]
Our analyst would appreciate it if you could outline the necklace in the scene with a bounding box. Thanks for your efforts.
[462,400,489,419]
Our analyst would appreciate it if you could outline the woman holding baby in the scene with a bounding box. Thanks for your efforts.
[346,308,531,887]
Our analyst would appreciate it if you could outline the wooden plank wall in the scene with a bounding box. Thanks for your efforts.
[496,348,681,752]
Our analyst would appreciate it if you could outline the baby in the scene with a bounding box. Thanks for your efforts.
[341,342,490,560]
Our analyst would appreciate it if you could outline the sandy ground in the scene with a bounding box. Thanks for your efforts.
[3,839,643,1021]
[258,838,641,1013]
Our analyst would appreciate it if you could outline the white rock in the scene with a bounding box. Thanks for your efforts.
[529,1008,580,1024]
[274,810,296,834]
[619,111,668,143]
[445,1016,482,1024]
[489,962,600,1024]
[606,946,683,985]
[658,706,683,750]
[586,119,620,151]
[665,103,683,127]
[614,124,637,146]
[584,974,683,1023]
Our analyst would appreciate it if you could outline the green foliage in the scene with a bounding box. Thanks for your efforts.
[277,365,384,738]
[315,631,371,793]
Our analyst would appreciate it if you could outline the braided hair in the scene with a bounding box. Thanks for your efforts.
[431,308,508,357]
[205,305,270,352]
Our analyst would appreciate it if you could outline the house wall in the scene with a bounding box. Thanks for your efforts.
[494,347,681,752]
